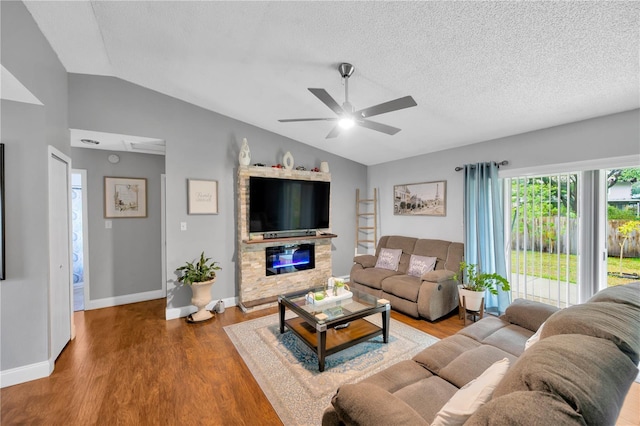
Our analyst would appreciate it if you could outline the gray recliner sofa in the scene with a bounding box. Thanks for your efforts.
[322,282,640,425]
[350,236,464,321]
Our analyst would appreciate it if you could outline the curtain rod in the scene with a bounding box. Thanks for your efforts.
[455,160,509,172]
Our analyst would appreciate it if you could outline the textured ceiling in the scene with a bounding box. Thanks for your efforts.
[23,1,640,165]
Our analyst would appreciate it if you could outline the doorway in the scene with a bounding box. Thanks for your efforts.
[71,170,89,311]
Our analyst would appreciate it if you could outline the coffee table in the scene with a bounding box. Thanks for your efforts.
[278,286,390,372]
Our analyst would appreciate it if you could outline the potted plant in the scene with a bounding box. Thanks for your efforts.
[176,252,221,322]
[456,262,510,311]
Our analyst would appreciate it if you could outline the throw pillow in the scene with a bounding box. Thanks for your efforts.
[431,358,510,426]
[524,321,546,350]
[375,248,402,271]
[407,255,437,277]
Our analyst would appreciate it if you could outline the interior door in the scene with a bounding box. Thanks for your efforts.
[49,148,72,361]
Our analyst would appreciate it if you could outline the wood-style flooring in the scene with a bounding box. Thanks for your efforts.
[1,299,638,425]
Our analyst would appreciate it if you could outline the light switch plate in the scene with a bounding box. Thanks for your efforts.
[180,222,187,231]
[105,220,112,229]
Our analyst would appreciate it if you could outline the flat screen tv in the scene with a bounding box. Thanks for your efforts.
[249,177,330,233]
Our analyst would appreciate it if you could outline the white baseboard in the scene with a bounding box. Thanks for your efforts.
[165,296,237,320]
[1,358,54,388]
[85,289,165,310]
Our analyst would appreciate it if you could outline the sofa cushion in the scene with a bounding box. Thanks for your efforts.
[413,334,481,375]
[381,275,421,302]
[407,254,437,277]
[540,301,640,364]
[458,316,510,343]
[392,376,458,424]
[350,267,400,290]
[375,248,402,271]
[330,383,428,426]
[587,281,640,309]
[361,360,433,393]
[438,345,516,389]
[413,239,451,270]
[494,334,639,426]
[480,324,533,357]
[466,391,587,425]
[431,358,510,426]
[501,298,560,332]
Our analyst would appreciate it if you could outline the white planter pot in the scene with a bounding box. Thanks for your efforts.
[189,278,216,322]
[458,285,485,312]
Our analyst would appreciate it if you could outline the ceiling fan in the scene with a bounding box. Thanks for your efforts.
[279,63,417,139]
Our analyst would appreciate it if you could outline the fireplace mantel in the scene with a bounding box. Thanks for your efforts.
[236,166,333,312]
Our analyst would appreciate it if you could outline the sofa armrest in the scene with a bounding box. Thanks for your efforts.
[500,298,560,332]
[353,254,377,269]
[421,269,456,283]
[331,383,429,426]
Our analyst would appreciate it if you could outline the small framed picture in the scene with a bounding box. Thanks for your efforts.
[394,180,446,216]
[104,177,147,218]
[188,179,218,215]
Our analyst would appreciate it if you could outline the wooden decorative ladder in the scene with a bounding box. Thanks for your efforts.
[355,188,378,255]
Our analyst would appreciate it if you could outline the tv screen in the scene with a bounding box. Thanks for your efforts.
[249,177,330,233]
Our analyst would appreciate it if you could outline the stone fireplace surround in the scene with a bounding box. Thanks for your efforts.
[237,166,335,312]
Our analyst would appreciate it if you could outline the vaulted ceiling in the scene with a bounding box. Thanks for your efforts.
[24,1,639,165]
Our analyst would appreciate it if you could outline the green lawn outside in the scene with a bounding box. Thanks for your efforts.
[510,250,640,287]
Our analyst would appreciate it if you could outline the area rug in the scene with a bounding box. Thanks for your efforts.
[224,313,438,426]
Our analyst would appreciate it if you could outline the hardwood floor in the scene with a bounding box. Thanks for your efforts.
[1,300,638,425]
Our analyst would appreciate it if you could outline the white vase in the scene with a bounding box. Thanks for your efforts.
[283,151,294,170]
[239,138,251,166]
[320,161,329,173]
[189,278,215,322]
[458,285,484,312]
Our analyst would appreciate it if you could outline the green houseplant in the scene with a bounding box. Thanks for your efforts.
[456,261,510,311]
[176,252,222,322]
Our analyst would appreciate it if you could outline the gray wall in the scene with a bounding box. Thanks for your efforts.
[368,109,640,244]
[67,74,367,310]
[70,148,165,301]
[1,1,69,370]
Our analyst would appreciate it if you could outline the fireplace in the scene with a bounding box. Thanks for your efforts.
[265,243,315,276]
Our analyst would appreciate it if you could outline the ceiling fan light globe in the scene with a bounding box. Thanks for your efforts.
[338,117,355,130]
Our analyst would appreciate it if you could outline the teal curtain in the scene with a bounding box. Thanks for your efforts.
[463,162,510,313]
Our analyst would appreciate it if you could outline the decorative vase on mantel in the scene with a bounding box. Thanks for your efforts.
[189,279,216,322]
[239,138,251,166]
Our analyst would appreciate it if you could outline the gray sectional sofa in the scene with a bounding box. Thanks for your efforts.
[350,236,464,321]
[323,282,640,425]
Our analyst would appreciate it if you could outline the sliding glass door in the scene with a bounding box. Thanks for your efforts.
[507,173,580,308]
[506,165,640,308]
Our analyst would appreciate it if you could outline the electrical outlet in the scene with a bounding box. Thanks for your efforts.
[180,222,187,231]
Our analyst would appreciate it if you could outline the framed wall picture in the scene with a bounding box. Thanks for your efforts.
[104,177,147,218]
[188,179,218,215]
[394,180,446,216]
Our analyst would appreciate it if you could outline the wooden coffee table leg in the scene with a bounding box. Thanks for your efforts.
[317,329,327,372]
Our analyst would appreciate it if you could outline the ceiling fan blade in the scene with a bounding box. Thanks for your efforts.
[355,96,417,119]
[325,125,341,139]
[279,118,337,122]
[309,88,344,116]
[358,119,401,135]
